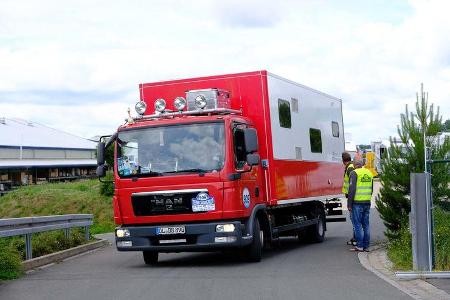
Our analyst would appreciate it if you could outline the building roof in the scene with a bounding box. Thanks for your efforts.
[0,118,96,150]
[0,159,97,169]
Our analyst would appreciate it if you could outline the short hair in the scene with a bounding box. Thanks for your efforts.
[342,152,352,163]
[353,159,364,167]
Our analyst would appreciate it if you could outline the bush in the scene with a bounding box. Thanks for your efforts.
[434,208,450,270]
[32,230,87,258]
[0,244,23,280]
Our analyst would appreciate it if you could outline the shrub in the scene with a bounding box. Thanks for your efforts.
[32,230,88,258]
[0,245,23,280]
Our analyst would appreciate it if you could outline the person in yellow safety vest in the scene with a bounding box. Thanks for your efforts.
[342,152,356,246]
[347,159,373,252]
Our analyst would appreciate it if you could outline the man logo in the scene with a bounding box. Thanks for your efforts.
[361,174,372,183]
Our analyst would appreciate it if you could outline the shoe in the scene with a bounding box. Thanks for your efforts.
[349,247,364,252]
[364,248,370,252]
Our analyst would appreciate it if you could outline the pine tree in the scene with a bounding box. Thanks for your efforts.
[442,119,450,131]
[375,84,450,240]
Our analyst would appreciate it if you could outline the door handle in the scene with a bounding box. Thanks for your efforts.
[255,187,260,197]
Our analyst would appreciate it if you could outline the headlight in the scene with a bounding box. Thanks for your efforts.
[174,97,186,111]
[195,95,207,109]
[116,228,130,238]
[216,224,235,232]
[154,99,166,112]
[135,101,147,115]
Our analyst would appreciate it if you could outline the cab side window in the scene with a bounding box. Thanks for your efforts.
[233,126,247,169]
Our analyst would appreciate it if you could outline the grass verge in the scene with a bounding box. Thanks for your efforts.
[0,179,114,280]
[387,207,450,270]
[0,179,114,234]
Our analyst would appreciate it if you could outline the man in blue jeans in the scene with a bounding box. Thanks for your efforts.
[347,159,373,252]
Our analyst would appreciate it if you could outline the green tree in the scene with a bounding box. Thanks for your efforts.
[442,119,450,132]
[376,84,450,240]
[99,138,115,197]
[105,144,114,167]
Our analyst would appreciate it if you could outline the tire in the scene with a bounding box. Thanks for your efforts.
[244,218,263,262]
[306,208,325,243]
[143,251,158,265]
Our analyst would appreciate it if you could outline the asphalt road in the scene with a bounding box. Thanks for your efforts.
[0,209,413,299]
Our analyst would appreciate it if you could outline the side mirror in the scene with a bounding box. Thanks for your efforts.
[97,142,106,165]
[247,153,260,166]
[96,165,107,177]
[244,128,258,153]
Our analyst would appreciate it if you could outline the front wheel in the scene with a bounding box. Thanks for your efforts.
[143,251,158,265]
[244,218,263,262]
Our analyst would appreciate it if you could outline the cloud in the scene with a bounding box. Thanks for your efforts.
[0,89,129,105]
[213,0,284,28]
[0,0,449,146]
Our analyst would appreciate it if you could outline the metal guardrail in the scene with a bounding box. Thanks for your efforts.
[0,214,93,260]
[396,271,450,280]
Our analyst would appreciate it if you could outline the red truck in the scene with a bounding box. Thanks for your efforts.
[96,70,345,264]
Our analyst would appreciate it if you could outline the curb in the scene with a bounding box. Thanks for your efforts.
[358,247,450,300]
[22,239,110,271]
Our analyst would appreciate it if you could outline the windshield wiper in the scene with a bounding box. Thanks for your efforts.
[138,170,162,177]
[144,171,162,176]
[163,168,208,175]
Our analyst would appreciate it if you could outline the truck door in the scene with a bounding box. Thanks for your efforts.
[232,123,263,212]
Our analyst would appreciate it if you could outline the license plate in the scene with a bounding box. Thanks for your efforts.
[156,226,185,235]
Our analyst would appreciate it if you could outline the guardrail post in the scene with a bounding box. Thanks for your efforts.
[64,228,70,239]
[25,234,32,260]
[85,226,90,241]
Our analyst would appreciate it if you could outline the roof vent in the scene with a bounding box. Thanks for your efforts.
[0,117,5,125]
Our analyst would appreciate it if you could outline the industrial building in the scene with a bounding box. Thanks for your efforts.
[0,117,97,195]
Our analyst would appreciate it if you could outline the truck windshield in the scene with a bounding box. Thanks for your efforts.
[117,122,225,178]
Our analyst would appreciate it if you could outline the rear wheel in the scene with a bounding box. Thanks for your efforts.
[306,208,325,243]
[244,218,263,262]
[143,251,158,265]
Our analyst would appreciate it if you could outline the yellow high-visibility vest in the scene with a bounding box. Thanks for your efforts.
[342,163,354,194]
[353,167,373,202]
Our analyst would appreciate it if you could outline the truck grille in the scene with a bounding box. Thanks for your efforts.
[131,192,198,216]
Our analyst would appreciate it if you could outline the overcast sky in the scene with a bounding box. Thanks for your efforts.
[1,0,449,144]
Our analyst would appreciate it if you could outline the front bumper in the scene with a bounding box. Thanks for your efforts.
[115,220,252,252]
